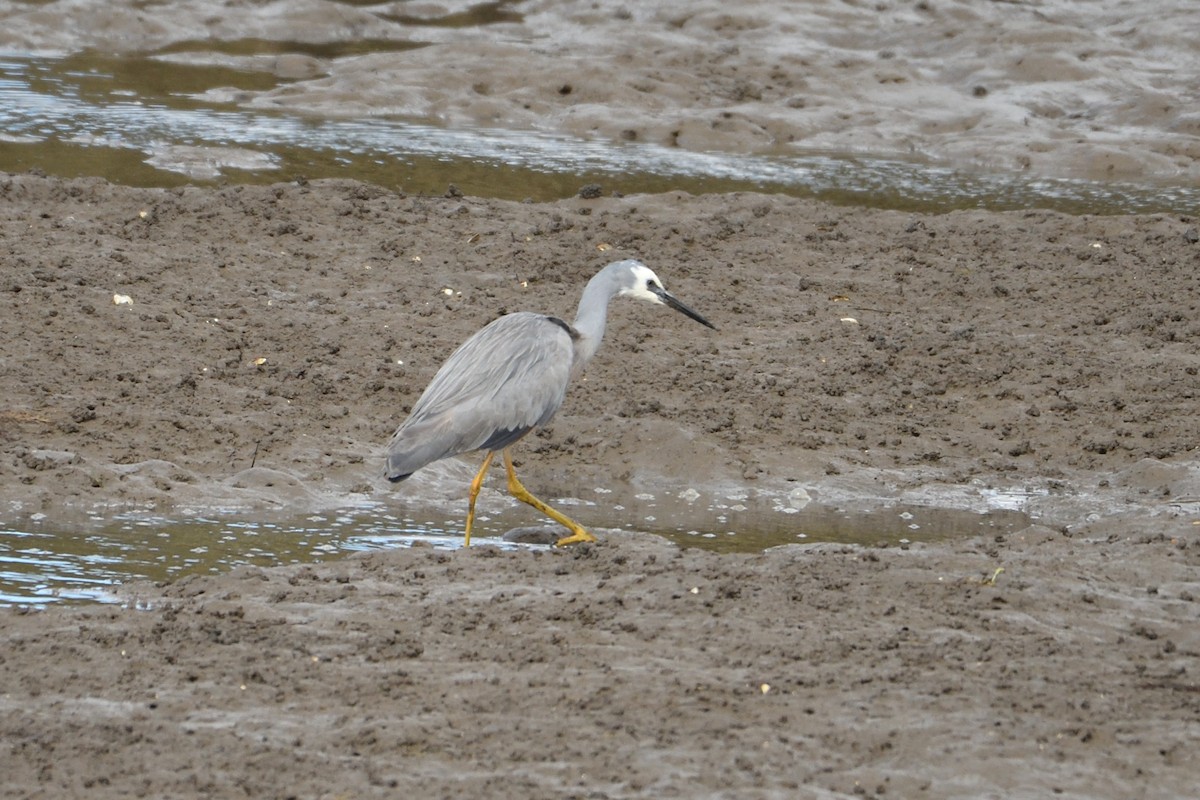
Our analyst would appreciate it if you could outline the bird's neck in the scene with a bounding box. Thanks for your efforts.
[571,273,614,368]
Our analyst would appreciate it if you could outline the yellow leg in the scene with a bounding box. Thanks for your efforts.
[502,449,596,547]
[463,450,495,547]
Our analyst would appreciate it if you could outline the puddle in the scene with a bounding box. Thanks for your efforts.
[377,0,523,28]
[0,491,1030,607]
[1,53,1197,214]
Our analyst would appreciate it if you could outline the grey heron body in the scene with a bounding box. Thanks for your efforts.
[385,259,715,546]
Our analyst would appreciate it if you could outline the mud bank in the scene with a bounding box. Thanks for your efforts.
[2,173,1200,797]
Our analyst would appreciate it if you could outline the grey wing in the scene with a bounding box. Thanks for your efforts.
[386,313,575,480]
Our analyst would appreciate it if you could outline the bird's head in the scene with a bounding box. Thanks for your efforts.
[615,260,716,330]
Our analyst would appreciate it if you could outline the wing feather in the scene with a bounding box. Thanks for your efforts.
[386,313,575,479]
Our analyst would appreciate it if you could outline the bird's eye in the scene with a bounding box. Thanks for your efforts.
[645,279,655,289]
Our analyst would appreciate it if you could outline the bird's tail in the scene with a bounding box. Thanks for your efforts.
[385,444,420,482]
[385,418,453,483]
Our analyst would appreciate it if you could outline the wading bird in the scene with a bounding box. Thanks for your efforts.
[385,259,715,546]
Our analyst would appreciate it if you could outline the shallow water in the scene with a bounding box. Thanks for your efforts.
[0,5,1180,606]
[1,52,1197,215]
[0,491,1029,607]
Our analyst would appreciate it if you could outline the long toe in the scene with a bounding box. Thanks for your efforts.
[555,530,598,547]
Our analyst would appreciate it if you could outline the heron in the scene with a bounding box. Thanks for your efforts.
[385,258,716,547]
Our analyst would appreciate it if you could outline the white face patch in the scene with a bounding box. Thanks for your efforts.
[623,262,666,304]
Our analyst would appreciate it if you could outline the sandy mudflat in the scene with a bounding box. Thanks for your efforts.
[2,1,1200,796]
[1,173,1199,798]
[3,0,1199,185]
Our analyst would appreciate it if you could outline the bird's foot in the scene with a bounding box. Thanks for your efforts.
[554,529,597,547]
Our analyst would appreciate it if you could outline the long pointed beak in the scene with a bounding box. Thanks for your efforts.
[651,285,717,330]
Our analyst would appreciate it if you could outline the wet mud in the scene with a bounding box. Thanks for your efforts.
[2,0,1199,186]
[2,0,1200,796]
[1,174,1199,797]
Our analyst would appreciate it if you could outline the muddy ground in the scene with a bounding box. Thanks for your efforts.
[4,0,1199,185]
[1,174,1199,797]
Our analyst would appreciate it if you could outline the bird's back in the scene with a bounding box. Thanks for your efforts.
[386,312,577,481]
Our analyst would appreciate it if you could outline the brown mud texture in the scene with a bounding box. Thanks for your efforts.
[1,173,1199,798]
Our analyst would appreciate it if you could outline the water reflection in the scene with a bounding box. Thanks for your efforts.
[1,54,1196,214]
[0,496,1029,607]
[377,0,523,28]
